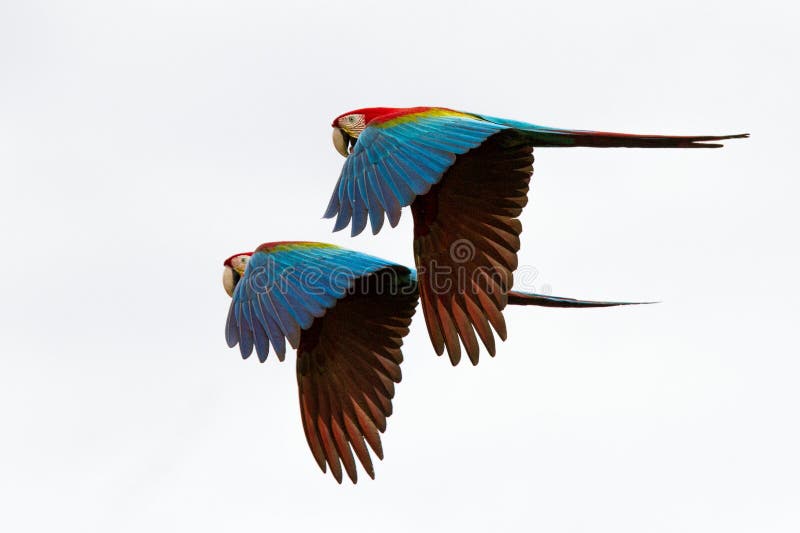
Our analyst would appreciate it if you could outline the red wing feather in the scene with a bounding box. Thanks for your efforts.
[296,271,416,483]
[412,130,533,365]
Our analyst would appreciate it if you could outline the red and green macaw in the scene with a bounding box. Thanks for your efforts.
[327,107,746,365]
[223,241,639,483]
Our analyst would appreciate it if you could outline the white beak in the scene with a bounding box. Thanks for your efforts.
[332,127,350,157]
[222,266,237,297]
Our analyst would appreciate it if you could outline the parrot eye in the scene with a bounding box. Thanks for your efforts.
[339,114,366,135]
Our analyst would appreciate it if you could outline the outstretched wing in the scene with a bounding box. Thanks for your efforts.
[225,242,403,362]
[412,130,533,366]
[323,108,507,236]
[296,269,417,483]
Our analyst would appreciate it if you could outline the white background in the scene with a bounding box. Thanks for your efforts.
[1,1,798,531]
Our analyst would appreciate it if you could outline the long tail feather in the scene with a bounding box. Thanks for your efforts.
[477,115,748,148]
[520,127,749,148]
[539,130,746,148]
[507,291,654,308]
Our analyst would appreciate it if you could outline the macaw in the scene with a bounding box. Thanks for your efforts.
[326,107,746,365]
[223,241,641,483]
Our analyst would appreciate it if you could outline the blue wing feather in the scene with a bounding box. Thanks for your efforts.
[350,201,368,237]
[268,289,304,347]
[249,304,270,363]
[280,268,328,317]
[259,300,286,358]
[333,195,352,232]
[373,165,402,226]
[225,304,239,347]
[382,154,422,202]
[236,302,254,359]
[322,175,342,219]
[366,167,389,232]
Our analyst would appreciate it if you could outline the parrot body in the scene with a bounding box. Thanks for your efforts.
[327,107,746,364]
[224,241,416,484]
[223,241,642,483]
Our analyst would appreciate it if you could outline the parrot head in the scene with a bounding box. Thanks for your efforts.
[332,112,366,157]
[222,252,253,297]
[331,107,400,157]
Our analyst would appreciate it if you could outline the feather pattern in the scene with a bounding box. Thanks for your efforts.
[324,109,507,236]
[225,242,408,362]
[296,270,417,483]
[411,130,533,365]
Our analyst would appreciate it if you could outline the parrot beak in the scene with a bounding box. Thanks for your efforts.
[332,127,352,157]
[222,266,240,298]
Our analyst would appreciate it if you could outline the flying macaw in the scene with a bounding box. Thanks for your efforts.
[223,241,640,483]
[326,107,746,365]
